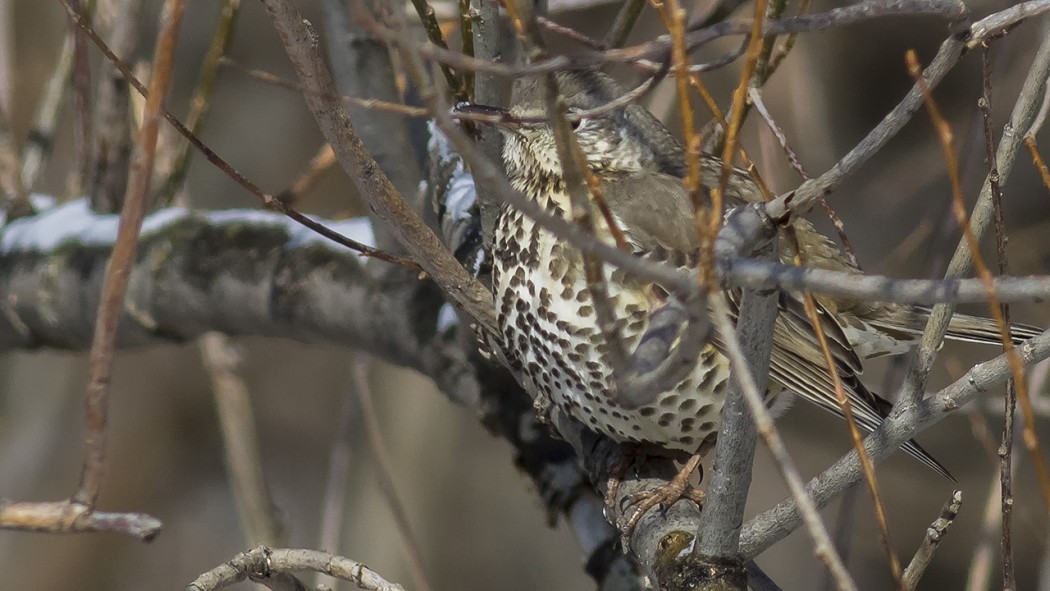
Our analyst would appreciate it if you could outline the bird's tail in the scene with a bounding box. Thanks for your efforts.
[935,308,1044,346]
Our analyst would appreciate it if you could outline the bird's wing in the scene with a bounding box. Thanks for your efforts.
[601,171,951,478]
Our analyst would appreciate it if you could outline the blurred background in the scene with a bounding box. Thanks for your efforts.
[1,0,1049,589]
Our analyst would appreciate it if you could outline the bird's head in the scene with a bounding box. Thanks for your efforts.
[456,70,686,193]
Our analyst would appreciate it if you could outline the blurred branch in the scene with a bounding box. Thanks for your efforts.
[160,0,241,202]
[89,0,144,213]
[349,357,434,591]
[200,333,285,547]
[186,546,406,591]
[60,0,418,268]
[0,500,161,540]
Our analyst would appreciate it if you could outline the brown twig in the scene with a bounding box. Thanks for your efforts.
[663,0,709,286]
[349,357,434,591]
[902,490,962,590]
[799,285,904,590]
[70,0,94,198]
[259,0,495,334]
[275,144,337,206]
[747,86,859,268]
[980,45,1016,591]
[458,0,474,97]
[59,0,420,270]
[709,0,768,280]
[159,0,241,202]
[908,49,1050,511]
[409,0,468,100]
[76,0,187,510]
[222,57,430,117]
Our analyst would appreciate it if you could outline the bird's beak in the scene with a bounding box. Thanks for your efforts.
[453,102,521,134]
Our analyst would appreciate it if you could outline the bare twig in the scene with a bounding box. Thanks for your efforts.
[409,0,468,100]
[903,490,962,590]
[602,0,646,49]
[276,144,336,205]
[0,500,161,540]
[70,0,94,199]
[60,0,420,268]
[981,45,1018,591]
[908,47,1050,508]
[260,0,496,333]
[802,285,903,589]
[22,10,79,190]
[221,58,430,117]
[160,0,241,202]
[186,546,406,591]
[200,333,285,546]
[967,0,1050,48]
[76,0,187,509]
[741,329,1050,557]
[349,357,434,591]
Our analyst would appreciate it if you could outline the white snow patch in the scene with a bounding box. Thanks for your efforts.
[1,196,376,255]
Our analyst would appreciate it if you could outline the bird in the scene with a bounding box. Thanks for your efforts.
[466,69,1040,521]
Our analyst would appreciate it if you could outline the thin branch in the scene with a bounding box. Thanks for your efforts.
[0,500,161,540]
[903,490,963,590]
[76,0,187,509]
[602,0,646,49]
[350,357,434,591]
[769,33,967,220]
[981,44,1017,591]
[906,47,1050,507]
[408,0,467,100]
[21,25,74,192]
[967,0,1050,48]
[740,329,1050,558]
[70,0,94,198]
[200,332,285,546]
[160,0,241,202]
[59,0,420,268]
[186,546,406,591]
[260,0,496,334]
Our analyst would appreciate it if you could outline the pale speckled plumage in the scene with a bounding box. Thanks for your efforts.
[492,71,1041,475]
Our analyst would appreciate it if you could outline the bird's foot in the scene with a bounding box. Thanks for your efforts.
[615,454,705,549]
